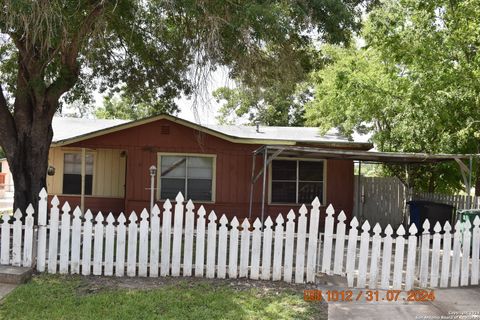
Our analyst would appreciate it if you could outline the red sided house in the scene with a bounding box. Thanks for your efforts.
[46,115,373,225]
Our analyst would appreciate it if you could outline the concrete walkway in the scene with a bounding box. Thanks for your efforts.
[0,284,16,301]
[317,276,480,319]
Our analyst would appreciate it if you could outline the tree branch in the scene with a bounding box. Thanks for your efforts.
[45,2,106,117]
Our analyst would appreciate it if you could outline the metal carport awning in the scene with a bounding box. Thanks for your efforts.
[249,144,478,223]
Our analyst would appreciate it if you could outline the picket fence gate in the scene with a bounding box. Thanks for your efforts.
[1,188,479,290]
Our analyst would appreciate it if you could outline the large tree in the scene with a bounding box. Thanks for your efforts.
[0,0,366,213]
[306,0,480,194]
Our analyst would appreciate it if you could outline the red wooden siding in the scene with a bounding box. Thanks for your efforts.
[65,118,356,224]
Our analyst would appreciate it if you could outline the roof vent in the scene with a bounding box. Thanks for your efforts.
[160,125,170,134]
[255,121,260,133]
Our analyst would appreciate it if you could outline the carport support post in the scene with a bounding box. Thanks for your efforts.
[261,146,268,225]
[248,154,256,219]
[81,148,86,213]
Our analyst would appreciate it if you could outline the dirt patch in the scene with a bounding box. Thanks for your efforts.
[77,274,319,295]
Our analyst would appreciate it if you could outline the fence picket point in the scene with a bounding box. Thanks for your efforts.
[346,217,359,287]
[283,210,295,282]
[306,197,321,282]
[183,201,194,277]
[405,224,418,291]
[392,225,406,290]
[36,188,48,272]
[149,205,161,277]
[70,207,82,274]
[419,219,431,288]
[368,223,382,288]
[380,224,393,289]
[440,222,452,287]
[472,217,480,285]
[93,212,105,276]
[451,221,462,287]
[272,214,285,281]
[195,205,206,277]
[171,193,185,277]
[251,218,262,280]
[239,218,251,278]
[138,209,150,277]
[23,205,35,268]
[321,204,335,275]
[333,210,346,276]
[357,220,371,288]
[206,211,218,279]
[104,213,115,276]
[460,219,471,286]
[59,202,71,274]
[294,205,308,283]
[261,217,273,280]
[115,213,127,277]
[161,200,172,277]
[217,215,229,279]
[127,211,138,277]
[430,222,442,287]
[228,217,240,279]
[12,209,23,267]
[81,210,93,276]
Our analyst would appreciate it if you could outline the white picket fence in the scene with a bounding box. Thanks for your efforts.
[322,205,480,289]
[30,189,321,283]
[1,188,479,290]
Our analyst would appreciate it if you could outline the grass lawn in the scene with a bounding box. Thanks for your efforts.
[0,274,326,319]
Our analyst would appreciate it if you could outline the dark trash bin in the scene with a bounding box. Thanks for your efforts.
[407,200,455,234]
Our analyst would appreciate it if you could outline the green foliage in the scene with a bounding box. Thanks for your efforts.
[306,0,480,193]
[0,275,324,320]
[95,96,166,120]
[0,0,370,113]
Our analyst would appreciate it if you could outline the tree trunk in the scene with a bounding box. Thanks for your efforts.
[4,114,53,216]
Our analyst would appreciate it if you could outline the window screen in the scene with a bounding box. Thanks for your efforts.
[63,153,93,195]
[160,155,213,201]
[271,160,324,204]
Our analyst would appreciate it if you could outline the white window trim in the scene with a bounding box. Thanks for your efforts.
[60,149,97,196]
[268,157,327,206]
[156,152,217,203]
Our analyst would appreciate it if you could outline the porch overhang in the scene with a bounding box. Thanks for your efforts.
[253,145,475,164]
[249,144,479,223]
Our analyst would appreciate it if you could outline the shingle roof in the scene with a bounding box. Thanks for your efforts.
[52,117,129,142]
[51,115,372,148]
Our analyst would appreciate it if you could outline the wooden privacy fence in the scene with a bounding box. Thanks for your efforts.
[1,188,480,290]
[414,192,480,210]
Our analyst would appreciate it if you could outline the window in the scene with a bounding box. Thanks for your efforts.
[271,160,324,204]
[159,155,214,201]
[63,153,94,195]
